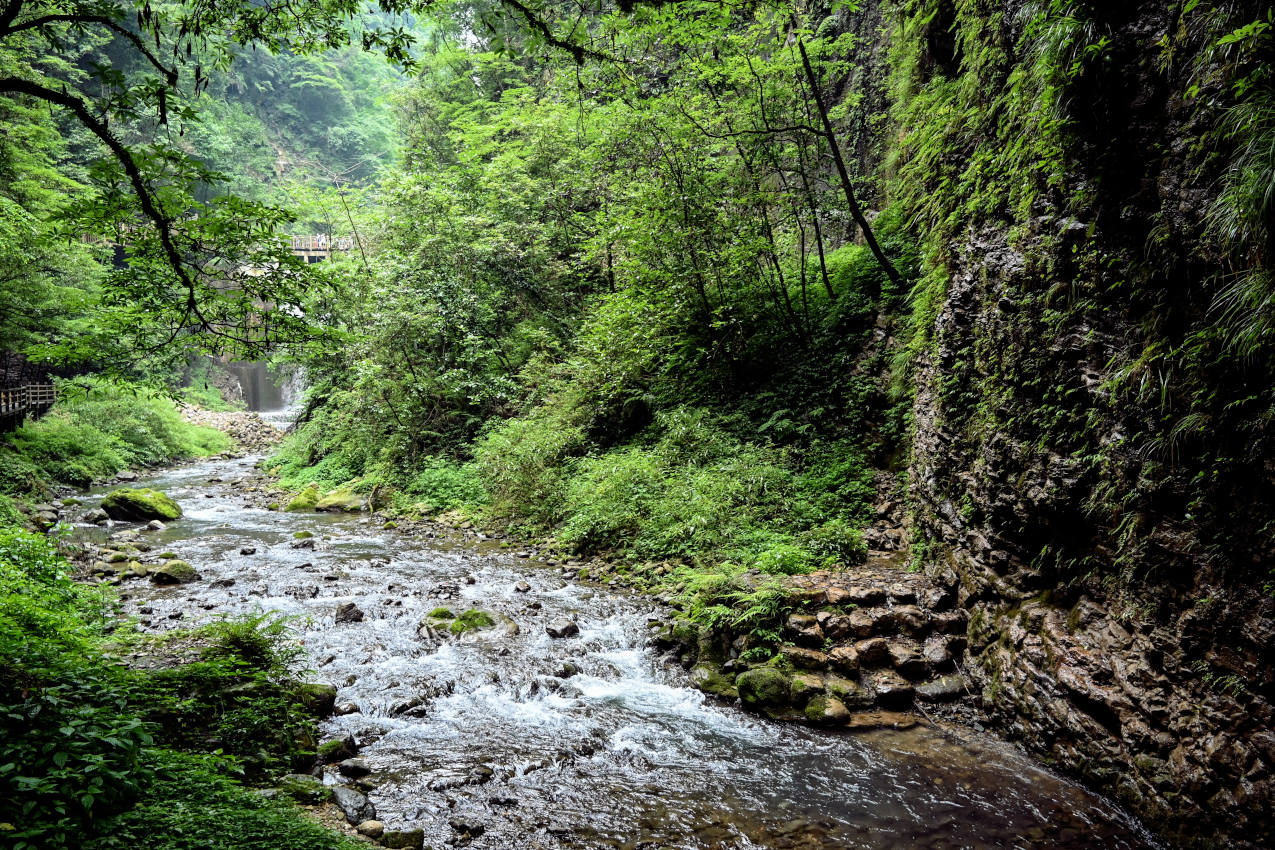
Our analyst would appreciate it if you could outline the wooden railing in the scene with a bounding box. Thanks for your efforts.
[0,384,57,424]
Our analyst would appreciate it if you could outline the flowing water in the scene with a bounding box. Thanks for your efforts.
[83,456,1163,850]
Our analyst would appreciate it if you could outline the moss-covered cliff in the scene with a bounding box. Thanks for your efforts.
[891,2,1274,846]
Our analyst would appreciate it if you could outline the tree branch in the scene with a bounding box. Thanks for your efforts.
[2,14,179,85]
[0,75,198,319]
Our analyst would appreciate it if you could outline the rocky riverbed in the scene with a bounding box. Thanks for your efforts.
[70,456,1164,849]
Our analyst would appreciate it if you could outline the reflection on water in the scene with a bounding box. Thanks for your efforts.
[83,458,1163,850]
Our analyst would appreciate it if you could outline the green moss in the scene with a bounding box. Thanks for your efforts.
[428,607,455,619]
[101,488,183,521]
[284,483,320,512]
[736,666,790,709]
[314,485,365,513]
[447,608,495,634]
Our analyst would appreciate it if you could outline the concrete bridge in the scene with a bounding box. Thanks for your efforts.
[290,234,357,264]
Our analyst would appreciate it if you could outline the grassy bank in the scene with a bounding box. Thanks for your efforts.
[0,380,231,500]
[0,527,359,850]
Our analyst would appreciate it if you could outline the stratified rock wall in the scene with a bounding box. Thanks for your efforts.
[897,3,1275,847]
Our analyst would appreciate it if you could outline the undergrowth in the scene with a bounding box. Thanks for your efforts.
[0,527,351,850]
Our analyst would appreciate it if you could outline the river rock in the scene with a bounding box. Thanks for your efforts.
[449,816,486,838]
[871,670,915,706]
[335,602,365,623]
[145,519,166,531]
[297,682,338,717]
[690,664,737,699]
[82,507,109,524]
[240,546,256,555]
[737,667,790,709]
[285,483,320,511]
[318,735,357,764]
[805,695,851,725]
[356,820,384,838]
[101,488,182,521]
[149,559,199,585]
[116,470,138,481]
[514,580,531,593]
[780,645,829,671]
[785,613,824,646]
[828,645,860,676]
[315,485,366,512]
[332,785,375,824]
[915,673,969,703]
[379,829,425,850]
[338,757,372,778]
[546,619,579,638]
[887,640,928,680]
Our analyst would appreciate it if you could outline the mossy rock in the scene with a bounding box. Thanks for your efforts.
[428,607,456,619]
[690,664,738,699]
[149,559,198,584]
[383,521,398,530]
[448,608,496,634]
[106,551,129,563]
[278,773,333,805]
[737,666,791,710]
[293,530,314,539]
[805,695,850,725]
[157,551,178,560]
[296,682,338,717]
[315,485,366,513]
[285,483,321,512]
[101,488,182,521]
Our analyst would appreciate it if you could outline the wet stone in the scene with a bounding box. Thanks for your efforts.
[829,645,860,676]
[780,645,829,671]
[854,637,890,667]
[888,640,929,680]
[338,757,372,778]
[922,635,953,668]
[915,674,969,703]
[785,613,824,646]
[871,670,915,706]
[546,619,580,638]
[332,785,375,824]
[335,602,365,623]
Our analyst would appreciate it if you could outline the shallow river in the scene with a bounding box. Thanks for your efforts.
[85,456,1162,849]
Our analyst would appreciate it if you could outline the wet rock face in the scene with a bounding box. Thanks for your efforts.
[901,6,1275,844]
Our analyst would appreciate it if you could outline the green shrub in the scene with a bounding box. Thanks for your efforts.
[402,456,486,510]
[474,407,584,529]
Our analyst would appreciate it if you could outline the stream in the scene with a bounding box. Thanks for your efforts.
[81,455,1162,849]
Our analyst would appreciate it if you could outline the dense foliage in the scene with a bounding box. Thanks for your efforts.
[0,529,359,850]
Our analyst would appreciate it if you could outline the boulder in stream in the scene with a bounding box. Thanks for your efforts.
[149,559,199,585]
[379,830,425,850]
[737,667,790,710]
[277,773,332,805]
[332,785,376,824]
[285,483,320,511]
[296,682,338,717]
[546,619,579,639]
[356,820,384,838]
[335,602,365,623]
[337,757,372,778]
[101,488,182,521]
